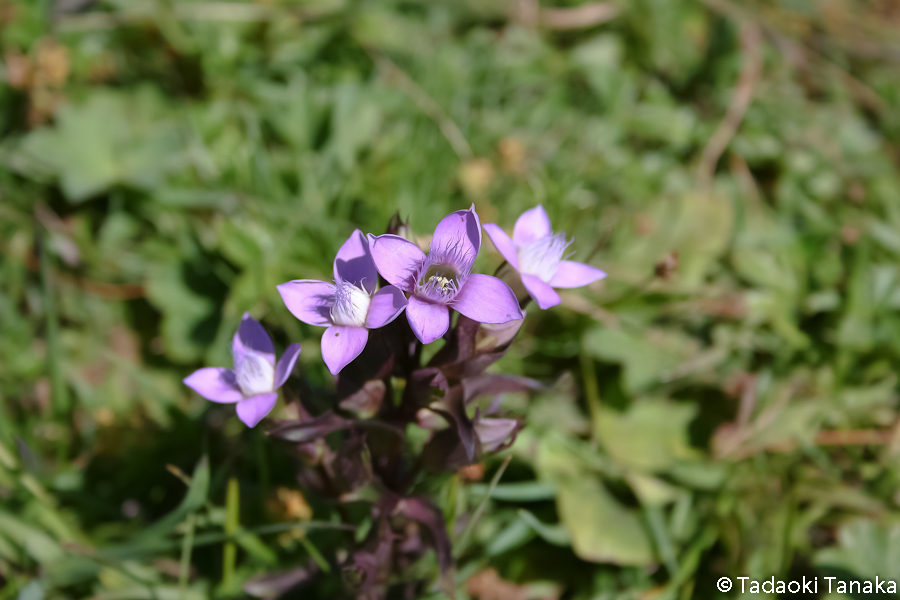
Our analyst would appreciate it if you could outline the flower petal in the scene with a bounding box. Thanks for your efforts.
[334,229,378,294]
[521,273,561,309]
[452,274,523,324]
[549,260,607,289]
[277,280,336,327]
[513,205,552,246]
[367,234,425,292]
[431,206,482,270]
[406,296,450,344]
[482,223,519,269]
[321,326,369,375]
[236,393,279,428]
[184,368,243,403]
[274,343,302,389]
[232,312,275,366]
[365,285,408,329]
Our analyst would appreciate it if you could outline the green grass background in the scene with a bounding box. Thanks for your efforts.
[3,0,900,597]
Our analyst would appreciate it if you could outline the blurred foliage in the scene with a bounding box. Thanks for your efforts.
[2,0,900,597]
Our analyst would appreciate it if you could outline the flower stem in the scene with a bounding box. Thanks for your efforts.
[453,454,512,558]
[178,513,196,599]
[222,477,239,591]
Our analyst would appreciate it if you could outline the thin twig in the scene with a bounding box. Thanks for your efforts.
[453,454,513,558]
[540,2,618,30]
[178,514,196,600]
[728,152,762,205]
[579,345,602,446]
[727,429,895,460]
[697,21,762,188]
[699,0,887,114]
[368,51,473,162]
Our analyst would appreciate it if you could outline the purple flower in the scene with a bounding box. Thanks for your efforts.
[368,206,524,345]
[276,230,408,375]
[183,313,302,428]
[483,205,607,309]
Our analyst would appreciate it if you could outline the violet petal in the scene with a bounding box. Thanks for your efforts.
[273,343,302,389]
[482,223,519,269]
[334,229,378,294]
[549,260,607,288]
[513,205,552,246]
[521,273,561,309]
[406,296,450,344]
[233,312,275,366]
[184,368,244,403]
[365,285,408,329]
[431,206,482,271]
[367,234,425,292]
[236,392,279,428]
[277,280,336,327]
[321,325,369,375]
[453,274,523,324]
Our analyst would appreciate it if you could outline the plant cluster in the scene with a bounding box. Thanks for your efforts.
[183,205,604,597]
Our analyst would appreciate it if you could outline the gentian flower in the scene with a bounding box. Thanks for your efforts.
[483,205,607,309]
[277,230,408,375]
[183,313,302,428]
[368,206,523,344]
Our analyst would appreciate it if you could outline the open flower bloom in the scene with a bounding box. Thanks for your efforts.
[368,206,524,345]
[277,230,408,375]
[183,313,301,428]
[483,205,607,309]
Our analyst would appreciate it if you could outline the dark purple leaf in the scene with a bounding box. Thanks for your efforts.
[244,563,319,598]
[405,368,449,407]
[394,496,455,597]
[343,518,395,598]
[339,379,386,418]
[463,374,543,404]
[429,316,523,379]
[428,385,478,462]
[333,432,373,493]
[422,427,478,471]
[268,411,351,443]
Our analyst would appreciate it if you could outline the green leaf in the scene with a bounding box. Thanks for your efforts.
[485,518,535,557]
[516,509,571,547]
[583,328,700,394]
[595,399,697,473]
[145,264,218,364]
[0,511,64,563]
[137,456,209,541]
[556,477,654,565]
[21,89,181,202]
[466,481,557,502]
[815,519,900,582]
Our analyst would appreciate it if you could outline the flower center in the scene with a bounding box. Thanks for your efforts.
[234,352,274,397]
[414,238,473,304]
[416,263,461,303]
[330,280,372,327]
[517,232,570,282]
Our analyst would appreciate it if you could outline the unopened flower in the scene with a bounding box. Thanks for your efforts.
[368,206,523,344]
[183,313,301,428]
[474,417,519,452]
[483,205,606,309]
[277,230,408,375]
